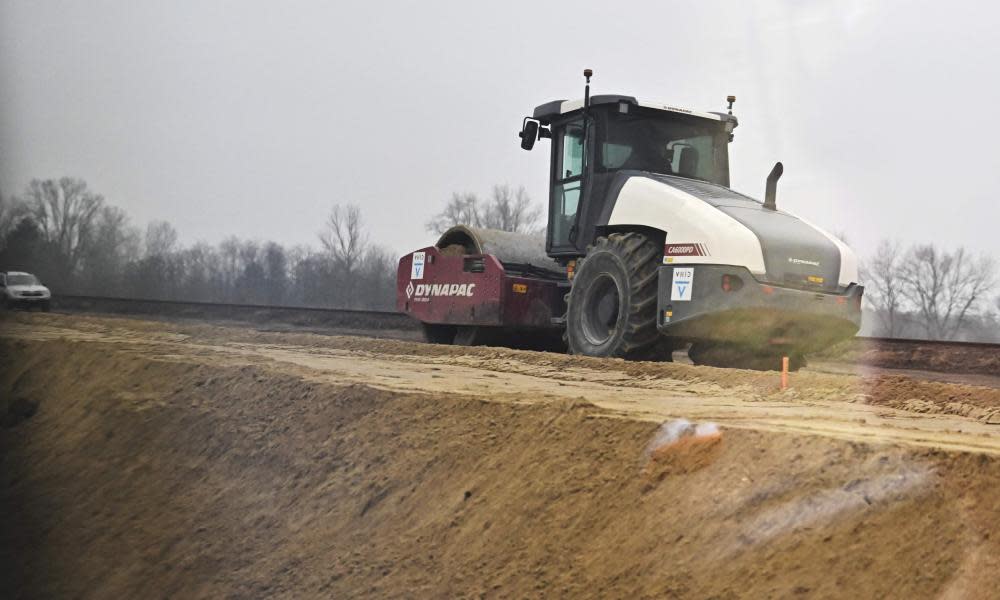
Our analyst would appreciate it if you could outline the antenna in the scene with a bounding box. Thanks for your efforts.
[571,68,594,247]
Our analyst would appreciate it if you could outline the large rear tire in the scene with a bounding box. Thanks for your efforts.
[565,232,664,359]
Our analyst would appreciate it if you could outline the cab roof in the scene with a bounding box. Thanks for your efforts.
[532,94,736,126]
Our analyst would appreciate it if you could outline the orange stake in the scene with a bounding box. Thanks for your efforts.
[781,356,789,390]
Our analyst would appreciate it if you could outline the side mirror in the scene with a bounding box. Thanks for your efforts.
[519,119,539,151]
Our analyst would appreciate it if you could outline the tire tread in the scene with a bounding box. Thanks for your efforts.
[567,231,664,359]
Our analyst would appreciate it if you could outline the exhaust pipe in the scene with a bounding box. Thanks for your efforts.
[764,162,783,211]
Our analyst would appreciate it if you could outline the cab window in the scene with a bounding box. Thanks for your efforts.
[600,111,729,185]
[558,122,584,180]
[552,121,584,247]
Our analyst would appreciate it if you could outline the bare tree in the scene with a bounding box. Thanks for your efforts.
[425,192,481,234]
[144,220,179,258]
[481,185,541,233]
[356,244,397,309]
[262,242,289,305]
[0,192,29,250]
[319,204,367,275]
[21,177,104,280]
[426,186,541,234]
[900,244,996,340]
[234,240,265,303]
[217,236,243,301]
[80,206,140,294]
[0,218,47,278]
[172,242,212,301]
[988,296,1000,338]
[860,239,906,337]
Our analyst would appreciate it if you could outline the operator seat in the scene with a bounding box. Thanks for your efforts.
[677,146,699,179]
[618,142,674,174]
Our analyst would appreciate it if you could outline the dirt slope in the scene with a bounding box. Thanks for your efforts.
[5,313,1000,454]
[2,314,1000,598]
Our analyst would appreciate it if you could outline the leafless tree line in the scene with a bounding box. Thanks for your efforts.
[862,239,998,340]
[425,184,541,234]
[0,178,396,310]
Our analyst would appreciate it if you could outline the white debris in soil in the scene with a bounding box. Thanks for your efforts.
[643,418,721,461]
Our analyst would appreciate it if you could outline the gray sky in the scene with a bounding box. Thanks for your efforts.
[2,0,998,260]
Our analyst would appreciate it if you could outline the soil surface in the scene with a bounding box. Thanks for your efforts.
[3,313,1000,598]
[47,300,1000,379]
[817,337,1000,378]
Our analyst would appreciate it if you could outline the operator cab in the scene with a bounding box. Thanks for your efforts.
[521,94,738,258]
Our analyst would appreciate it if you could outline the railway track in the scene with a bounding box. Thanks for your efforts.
[859,335,1000,350]
[35,294,1000,377]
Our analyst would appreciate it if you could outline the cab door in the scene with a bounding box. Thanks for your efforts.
[547,119,585,255]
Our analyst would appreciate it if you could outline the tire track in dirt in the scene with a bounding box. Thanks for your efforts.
[4,314,1000,455]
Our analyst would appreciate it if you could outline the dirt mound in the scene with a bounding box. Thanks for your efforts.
[863,376,1000,420]
[2,334,1000,598]
[815,337,1000,378]
[7,312,1000,454]
[438,243,468,257]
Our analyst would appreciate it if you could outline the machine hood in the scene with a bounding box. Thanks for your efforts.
[648,175,843,292]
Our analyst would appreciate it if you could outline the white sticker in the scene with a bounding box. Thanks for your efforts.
[670,268,694,301]
[410,251,426,280]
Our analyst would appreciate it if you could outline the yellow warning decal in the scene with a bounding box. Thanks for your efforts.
[807,275,825,284]
[512,283,528,294]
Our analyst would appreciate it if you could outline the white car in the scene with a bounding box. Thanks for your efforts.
[1,271,52,311]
